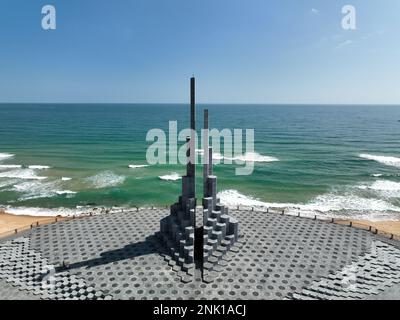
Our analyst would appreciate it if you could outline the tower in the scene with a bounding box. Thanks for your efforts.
[159,78,197,282]
[201,109,240,283]
[160,77,241,283]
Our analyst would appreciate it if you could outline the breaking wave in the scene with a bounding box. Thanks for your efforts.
[218,189,400,221]
[0,153,14,161]
[1,205,126,217]
[2,206,86,217]
[28,165,51,169]
[86,171,125,189]
[360,154,400,168]
[11,180,77,200]
[0,168,47,180]
[0,165,22,170]
[197,149,278,163]
[159,172,181,181]
[358,180,400,199]
[56,190,77,195]
[128,164,149,169]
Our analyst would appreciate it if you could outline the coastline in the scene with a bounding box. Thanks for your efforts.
[1,207,400,239]
[336,219,400,239]
[0,209,66,238]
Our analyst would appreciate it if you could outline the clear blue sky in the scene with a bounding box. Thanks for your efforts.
[0,0,399,104]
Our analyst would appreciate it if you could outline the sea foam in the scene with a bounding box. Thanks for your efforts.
[0,165,22,170]
[28,165,51,170]
[357,180,400,199]
[360,154,400,168]
[0,153,14,161]
[197,150,278,164]
[56,190,77,195]
[86,171,125,189]
[3,206,87,217]
[218,189,400,221]
[128,164,149,169]
[230,152,279,163]
[159,173,181,181]
[11,180,76,200]
[0,169,47,180]
[214,152,278,163]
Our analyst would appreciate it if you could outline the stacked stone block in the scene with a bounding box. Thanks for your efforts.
[159,77,197,281]
[159,80,241,283]
[160,196,196,278]
[202,149,241,282]
[201,108,241,282]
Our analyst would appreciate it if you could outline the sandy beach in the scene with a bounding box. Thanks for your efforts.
[0,210,65,238]
[346,220,400,238]
[1,208,400,240]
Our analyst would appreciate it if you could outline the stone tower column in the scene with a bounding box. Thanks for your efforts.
[188,77,196,198]
[203,109,209,197]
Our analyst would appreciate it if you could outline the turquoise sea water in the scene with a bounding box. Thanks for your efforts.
[0,104,400,220]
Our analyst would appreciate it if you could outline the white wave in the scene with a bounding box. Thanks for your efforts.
[213,153,225,161]
[0,153,14,161]
[2,206,87,217]
[213,152,278,163]
[218,190,273,207]
[368,180,400,191]
[86,171,125,189]
[195,150,278,164]
[0,169,47,180]
[358,180,400,199]
[159,172,181,181]
[61,177,72,181]
[218,189,400,221]
[360,154,400,168]
[231,152,279,163]
[196,150,222,161]
[56,190,77,195]
[128,164,149,169]
[11,180,70,200]
[371,174,383,177]
[28,165,51,170]
[2,205,124,217]
[305,193,399,213]
[195,149,204,155]
[0,179,19,188]
[0,165,22,170]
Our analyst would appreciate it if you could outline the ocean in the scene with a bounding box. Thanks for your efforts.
[0,103,399,220]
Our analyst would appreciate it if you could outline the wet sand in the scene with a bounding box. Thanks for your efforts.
[334,219,400,239]
[0,210,64,237]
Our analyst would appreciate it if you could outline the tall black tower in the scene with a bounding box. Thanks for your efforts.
[160,77,240,284]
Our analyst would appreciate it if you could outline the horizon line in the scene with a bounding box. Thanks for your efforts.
[1,102,400,106]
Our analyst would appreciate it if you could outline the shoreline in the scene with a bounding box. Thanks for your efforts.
[0,210,66,238]
[1,208,400,240]
[335,219,400,239]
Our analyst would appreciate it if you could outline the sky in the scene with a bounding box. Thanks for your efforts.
[0,0,399,104]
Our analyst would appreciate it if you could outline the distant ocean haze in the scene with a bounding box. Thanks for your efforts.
[0,103,399,221]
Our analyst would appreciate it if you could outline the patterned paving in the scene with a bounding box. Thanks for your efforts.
[0,208,399,300]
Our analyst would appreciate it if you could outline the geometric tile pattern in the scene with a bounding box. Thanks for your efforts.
[1,208,400,300]
[292,240,400,300]
[0,237,111,300]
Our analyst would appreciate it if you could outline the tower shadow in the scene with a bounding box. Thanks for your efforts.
[56,233,164,272]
